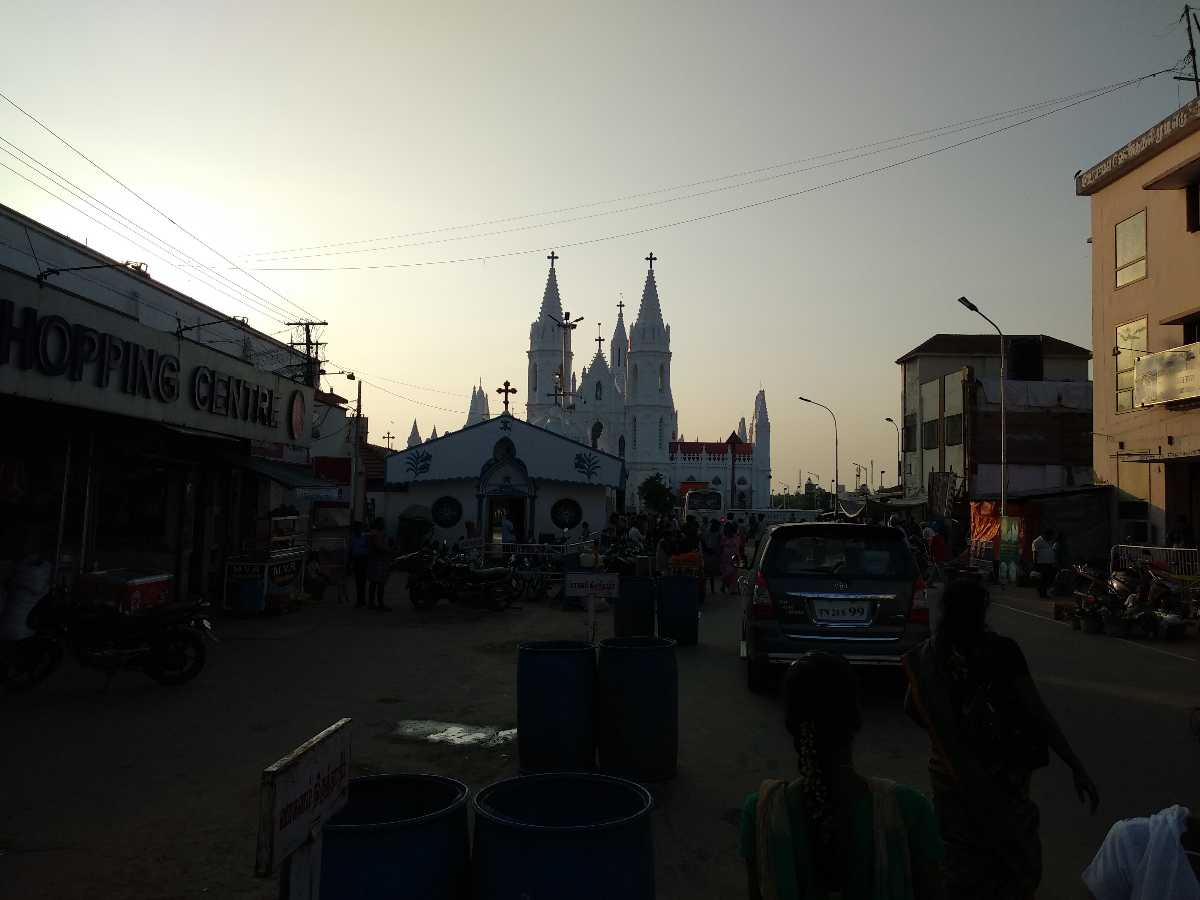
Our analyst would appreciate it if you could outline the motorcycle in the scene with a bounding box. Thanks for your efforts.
[1067,564,1107,634]
[3,596,214,689]
[1089,562,1186,639]
[394,548,520,612]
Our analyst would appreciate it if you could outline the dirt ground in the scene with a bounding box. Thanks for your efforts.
[0,577,800,899]
[9,576,1193,899]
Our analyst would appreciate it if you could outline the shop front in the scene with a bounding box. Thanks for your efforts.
[0,270,314,608]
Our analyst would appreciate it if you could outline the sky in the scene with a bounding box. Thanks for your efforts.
[2,0,1196,493]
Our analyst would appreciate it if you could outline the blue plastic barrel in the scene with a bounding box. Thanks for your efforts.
[596,637,678,782]
[613,576,657,637]
[517,640,596,772]
[472,773,655,900]
[321,774,469,899]
[656,575,699,646]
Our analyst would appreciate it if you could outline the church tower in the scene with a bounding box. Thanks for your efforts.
[526,252,572,425]
[610,298,629,395]
[751,389,771,506]
[625,253,678,505]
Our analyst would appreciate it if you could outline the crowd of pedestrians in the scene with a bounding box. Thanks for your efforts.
[739,577,1198,899]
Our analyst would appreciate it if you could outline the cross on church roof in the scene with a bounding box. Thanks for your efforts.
[645,251,656,270]
[595,323,604,354]
[496,379,518,413]
[547,250,559,269]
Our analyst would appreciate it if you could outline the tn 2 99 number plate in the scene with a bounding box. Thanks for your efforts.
[810,599,871,623]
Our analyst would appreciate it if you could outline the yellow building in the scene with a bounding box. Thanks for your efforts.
[1078,97,1200,545]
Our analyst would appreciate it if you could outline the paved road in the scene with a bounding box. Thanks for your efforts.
[1,579,1197,898]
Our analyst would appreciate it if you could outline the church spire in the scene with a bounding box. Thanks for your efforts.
[406,419,422,448]
[631,252,667,349]
[538,252,564,321]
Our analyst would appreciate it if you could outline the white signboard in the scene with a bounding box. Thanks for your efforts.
[565,572,620,599]
[1134,343,1200,407]
[256,718,352,879]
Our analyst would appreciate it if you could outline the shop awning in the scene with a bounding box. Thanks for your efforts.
[234,457,337,491]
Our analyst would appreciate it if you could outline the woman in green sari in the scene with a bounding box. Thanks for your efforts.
[738,653,945,899]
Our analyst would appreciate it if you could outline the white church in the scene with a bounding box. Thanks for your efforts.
[401,253,771,514]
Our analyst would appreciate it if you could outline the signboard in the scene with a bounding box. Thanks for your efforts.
[256,718,352,879]
[0,285,313,446]
[999,515,1021,583]
[1077,96,1200,195]
[565,572,620,599]
[1134,343,1200,407]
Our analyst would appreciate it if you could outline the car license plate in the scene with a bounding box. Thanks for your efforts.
[811,599,871,624]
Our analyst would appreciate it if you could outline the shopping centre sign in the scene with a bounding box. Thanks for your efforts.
[0,291,312,445]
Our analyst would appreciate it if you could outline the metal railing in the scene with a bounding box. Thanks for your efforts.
[1110,544,1200,577]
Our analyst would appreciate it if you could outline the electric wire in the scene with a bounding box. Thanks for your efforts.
[245,69,1172,273]
[242,76,1148,260]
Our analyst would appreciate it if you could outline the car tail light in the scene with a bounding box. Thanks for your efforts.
[909,575,929,624]
[751,570,776,620]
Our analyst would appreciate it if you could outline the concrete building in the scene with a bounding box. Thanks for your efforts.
[896,334,1091,502]
[1078,96,1200,544]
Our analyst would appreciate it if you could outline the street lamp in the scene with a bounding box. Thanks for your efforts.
[851,461,866,491]
[799,396,839,515]
[957,295,1006,516]
[884,417,901,490]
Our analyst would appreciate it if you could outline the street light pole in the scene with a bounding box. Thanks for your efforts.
[799,396,838,516]
[885,417,901,490]
[957,296,1006,517]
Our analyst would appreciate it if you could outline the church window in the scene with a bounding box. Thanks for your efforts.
[633,418,638,450]
[631,365,639,396]
[595,381,603,401]
[658,417,663,449]
[532,364,538,394]
[591,420,603,449]
[658,365,664,392]
[618,435,626,458]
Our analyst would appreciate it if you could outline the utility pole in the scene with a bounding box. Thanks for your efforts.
[287,320,329,387]
[545,308,584,409]
[350,380,362,522]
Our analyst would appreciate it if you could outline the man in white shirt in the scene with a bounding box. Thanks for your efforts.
[1082,805,1200,899]
[1031,529,1057,598]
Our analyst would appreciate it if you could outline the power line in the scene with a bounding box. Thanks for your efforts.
[0,88,319,324]
[360,379,467,415]
[0,143,298,326]
[243,69,1171,274]
[241,76,1150,261]
[326,361,470,397]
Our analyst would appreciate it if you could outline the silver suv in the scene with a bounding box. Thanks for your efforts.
[739,523,929,692]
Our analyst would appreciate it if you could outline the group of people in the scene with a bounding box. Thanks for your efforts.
[344,518,394,611]
[739,578,1197,899]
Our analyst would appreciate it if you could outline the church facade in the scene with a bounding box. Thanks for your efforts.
[518,254,772,510]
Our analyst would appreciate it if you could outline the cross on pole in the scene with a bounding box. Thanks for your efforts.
[547,250,559,269]
[496,380,518,413]
[645,251,656,270]
[595,323,604,354]
[382,431,395,449]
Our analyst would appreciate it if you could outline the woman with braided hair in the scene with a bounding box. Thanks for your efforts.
[738,653,945,899]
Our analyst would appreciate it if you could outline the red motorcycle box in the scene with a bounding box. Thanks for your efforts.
[76,569,173,614]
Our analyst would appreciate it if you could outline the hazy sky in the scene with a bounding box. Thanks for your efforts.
[2,1,1194,491]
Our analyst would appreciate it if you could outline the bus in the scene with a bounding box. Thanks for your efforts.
[681,488,724,525]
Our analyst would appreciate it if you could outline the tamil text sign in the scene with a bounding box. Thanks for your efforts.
[256,718,352,877]
[565,572,620,599]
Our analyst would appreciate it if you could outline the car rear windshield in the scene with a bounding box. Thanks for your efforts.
[766,530,911,578]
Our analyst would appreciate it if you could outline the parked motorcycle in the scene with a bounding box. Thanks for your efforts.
[1086,562,1187,639]
[1067,564,1107,634]
[395,549,520,612]
[3,597,214,689]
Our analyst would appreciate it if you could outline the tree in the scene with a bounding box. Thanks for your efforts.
[637,473,676,516]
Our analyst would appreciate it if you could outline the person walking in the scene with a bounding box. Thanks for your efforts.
[1082,805,1200,899]
[739,653,945,899]
[348,521,370,609]
[366,517,392,612]
[719,520,740,594]
[903,579,1099,900]
[701,518,722,594]
[1032,529,1056,598]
